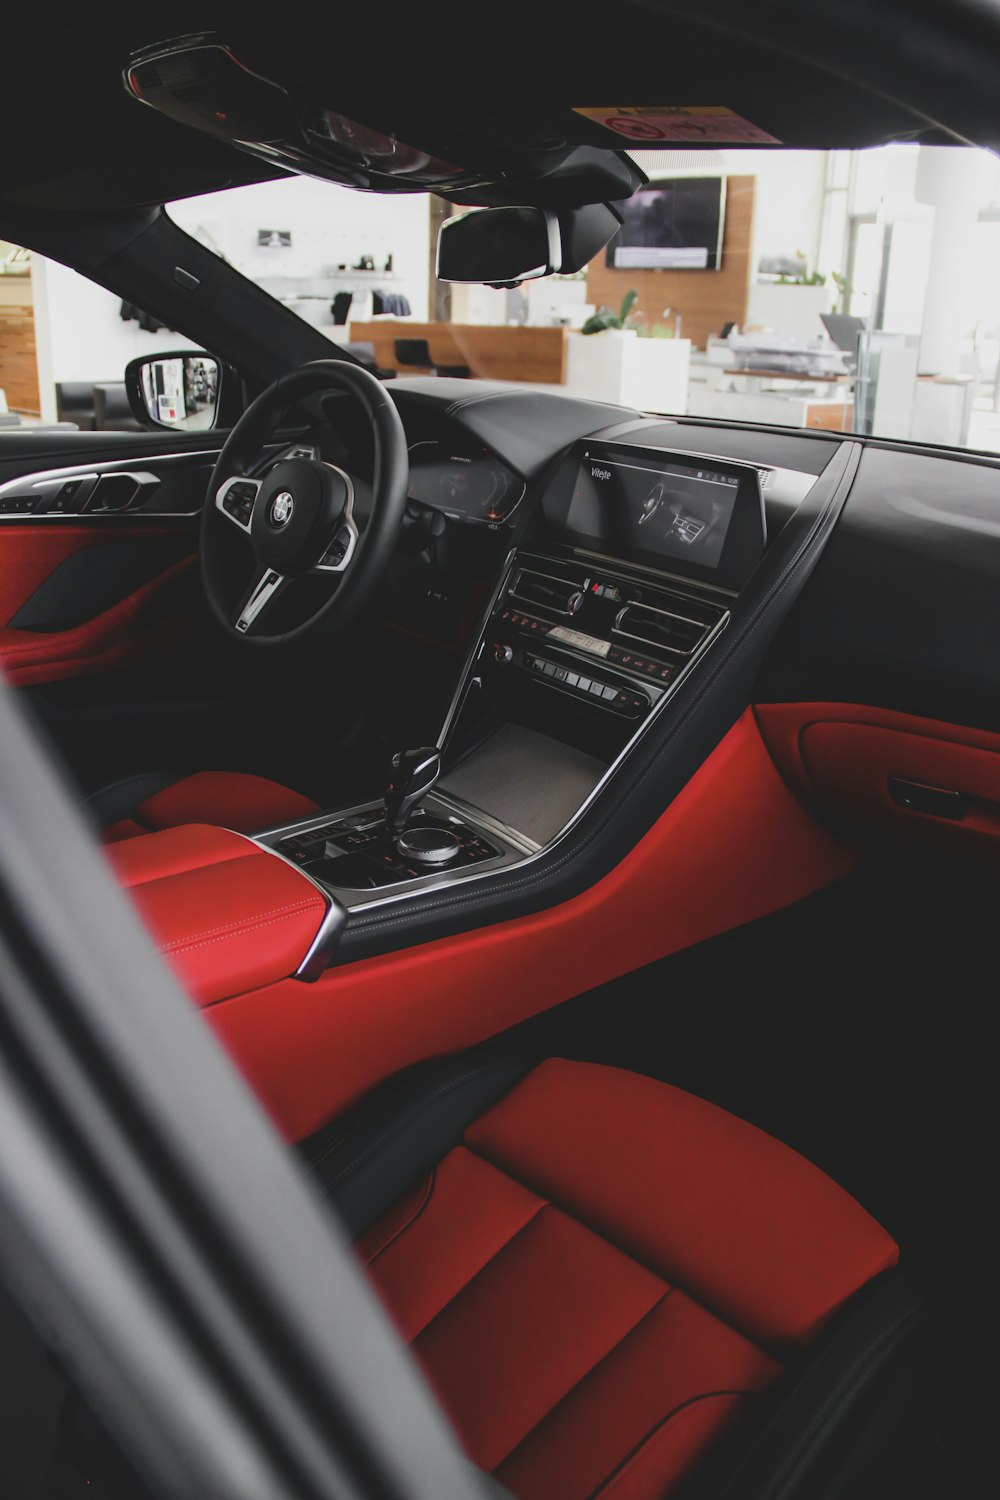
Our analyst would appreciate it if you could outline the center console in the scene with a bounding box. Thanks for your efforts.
[251,438,770,945]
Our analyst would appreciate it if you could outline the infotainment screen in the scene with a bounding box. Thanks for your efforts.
[543,443,766,590]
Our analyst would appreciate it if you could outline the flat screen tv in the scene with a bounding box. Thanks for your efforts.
[605,177,726,271]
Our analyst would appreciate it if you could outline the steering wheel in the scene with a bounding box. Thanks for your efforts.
[201,361,408,646]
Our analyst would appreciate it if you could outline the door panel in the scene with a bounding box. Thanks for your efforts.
[0,434,217,685]
[0,545,197,686]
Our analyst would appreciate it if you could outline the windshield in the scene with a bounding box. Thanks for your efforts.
[191,144,1000,452]
[14,144,1000,452]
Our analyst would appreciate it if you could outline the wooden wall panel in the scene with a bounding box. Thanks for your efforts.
[0,283,40,415]
[585,175,755,352]
[350,320,567,384]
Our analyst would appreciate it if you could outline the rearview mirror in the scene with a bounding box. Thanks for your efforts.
[437,202,623,288]
[125,352,221,431]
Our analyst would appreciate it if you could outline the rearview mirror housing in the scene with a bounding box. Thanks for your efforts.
[437,201,624,288]
[125,351,226,431]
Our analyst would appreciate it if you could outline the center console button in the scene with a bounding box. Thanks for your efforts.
[396,826,462,865]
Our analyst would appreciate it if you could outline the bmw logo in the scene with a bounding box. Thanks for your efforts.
[270,492,294,526]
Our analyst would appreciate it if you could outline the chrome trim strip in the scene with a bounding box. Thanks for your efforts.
[295,900,347,980]
[613,598,715,633]
[228,831,346,981]
[508,564,585,614]
[435,548,517,750]
[0,448,221,520]
[236,568,283,632]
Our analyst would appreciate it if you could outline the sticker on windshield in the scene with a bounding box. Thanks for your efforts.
[574,106,780,145]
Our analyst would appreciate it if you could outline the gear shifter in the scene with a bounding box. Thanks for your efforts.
[384,746,441,834]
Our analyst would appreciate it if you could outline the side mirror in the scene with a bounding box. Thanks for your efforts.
[436,202,624,288]
[125,352,223,431]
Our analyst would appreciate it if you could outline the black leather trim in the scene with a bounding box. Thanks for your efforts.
[336,439,862,962]
[675,1273,929,1500]
[85,771,177,828]
[9,541,190,632]
[301,1051,531,1238]
[389,380,641,481]
[755,441,1000,735]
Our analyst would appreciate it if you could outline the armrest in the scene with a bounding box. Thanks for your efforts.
[106,823,329,1005]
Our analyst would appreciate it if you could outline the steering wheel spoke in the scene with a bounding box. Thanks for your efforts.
[234,566,286,634]
[216,474,262,534]
[314,464,360,572]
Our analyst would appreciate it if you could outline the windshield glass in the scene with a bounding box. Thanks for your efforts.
[24,143,997,453]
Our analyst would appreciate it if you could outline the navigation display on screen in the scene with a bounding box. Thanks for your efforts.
[567,452,741,570]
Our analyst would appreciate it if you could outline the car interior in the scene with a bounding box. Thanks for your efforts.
[4,4,1000,1498]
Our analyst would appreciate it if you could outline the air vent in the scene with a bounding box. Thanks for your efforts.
[509,567,585,617]
[613,597,721,657]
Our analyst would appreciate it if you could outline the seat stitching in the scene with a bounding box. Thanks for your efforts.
[164,903,324,957]
[118,846,259,891]
[363,1170,436,1266]
[160,896,323,950]
[586,1390,754,1500]
[305,1062,517,1179]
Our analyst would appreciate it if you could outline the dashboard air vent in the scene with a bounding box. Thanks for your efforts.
[509,567,586,616]
[613,597,721,657]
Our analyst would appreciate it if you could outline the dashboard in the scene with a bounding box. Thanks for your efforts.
[383,374,1000,752]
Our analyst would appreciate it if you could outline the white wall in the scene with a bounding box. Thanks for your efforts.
[31,258,198,423]
[29,176,434,419]
[170,176,431,322]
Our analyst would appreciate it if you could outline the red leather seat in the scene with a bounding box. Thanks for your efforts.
[305,1056,923,1500]
[97,770,320,843]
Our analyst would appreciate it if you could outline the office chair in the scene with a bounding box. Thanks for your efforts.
[394,338,470,379]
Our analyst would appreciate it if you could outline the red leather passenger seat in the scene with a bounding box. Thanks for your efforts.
[337,1059,906,1500]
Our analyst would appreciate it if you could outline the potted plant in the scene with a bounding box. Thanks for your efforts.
[567,288,690,411]
[581,288,640,336]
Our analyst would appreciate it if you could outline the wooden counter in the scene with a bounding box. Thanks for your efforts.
[0,275,40,415]
[349,320,568,384]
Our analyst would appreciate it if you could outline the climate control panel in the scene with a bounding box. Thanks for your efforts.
[485,550,728,719]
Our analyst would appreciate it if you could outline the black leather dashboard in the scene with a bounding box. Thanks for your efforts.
[756,442,1000,735]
